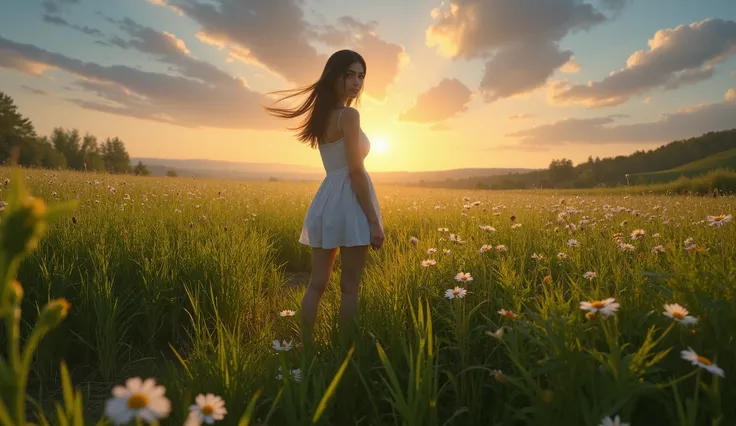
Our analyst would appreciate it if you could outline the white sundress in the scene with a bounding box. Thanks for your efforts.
[298,108,383,249]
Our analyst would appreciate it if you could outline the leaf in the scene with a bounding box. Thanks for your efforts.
[312,344,355,424]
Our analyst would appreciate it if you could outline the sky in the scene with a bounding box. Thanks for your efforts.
[1,0,735,172]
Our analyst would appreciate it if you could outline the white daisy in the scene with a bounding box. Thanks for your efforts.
[599,414,629,426]
[567,239,579,248]
[663,303,697,325]
[104,377,171,425]
[583,271,596,280]
[279,310,296,317]
[272,340,293,352]
[186,393,227,425]
[580,298,619,317]
[276,367,302,382]
[455,272,473,282]
[680,348,724,377]
[556,252,568,260]
[444,287,467,299]
[706,214,732,227]
[652,245,665,254]
[426,248,437,254]
[421,259,437,267]
[630,229,645,240]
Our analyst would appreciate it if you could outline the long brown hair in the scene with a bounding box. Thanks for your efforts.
[264,50,367,148]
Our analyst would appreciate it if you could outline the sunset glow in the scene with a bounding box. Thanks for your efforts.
[0,1,733,172]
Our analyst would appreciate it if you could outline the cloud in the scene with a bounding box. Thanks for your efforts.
[550,19,736,107]
[21,85,49,96]
[41,0,79,15]
[153,0,406,100]
[426,0,614,100]
[560,57,581,73]
[507,89,736,147]
[42,14,104,37]
[507,113,534,120]
[398,78,472,123]
[312,17,408,101]
[0,35,281,130]
[107,18,235,86]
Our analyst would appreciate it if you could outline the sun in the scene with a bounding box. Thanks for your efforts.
[372,137,389,154]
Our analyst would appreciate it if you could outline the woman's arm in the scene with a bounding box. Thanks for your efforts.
[341,107,379,225]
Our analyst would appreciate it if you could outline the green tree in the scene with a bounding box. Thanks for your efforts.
[50,127,84,170]
[100,137,132,173]
[80,133,105,171]
[0,92,37,163]
[133,161,150,176]
[549,158,575,185]
[165,170,177,177]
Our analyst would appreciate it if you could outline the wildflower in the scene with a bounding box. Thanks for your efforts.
[583,271,596,280]
[421,259,437,267]
[556,252,568,260]
[531,252,543,261]
[186,393,227,426]
[619,243,635,252]
[567,239,579,248]
[585,311,597,321]
[580,298,619,317]
[485,328,505,339]
[437,227,449,232]
[104,377,171,425]
[630,229,645,240]
[276,367,302,382]
[409,236,418,246]
[511,223,522,229]
[444,287,467,299]
[498,309,518,320]
[479,225,496,232]
[599,415,629,426]
[495,244,507,252]
[272,340,293,352]
[455,272,473,282]
[706,214,732,227]
[279,310,296,317]
[680,348,724,377]
[478,244,492,253]
[684,237,695,246]
[653,232,660,238]
[426,248,437,254]
[652,245,665,254]
[443,249,452,254]
[490,369,506,383]
[663,303,697,325]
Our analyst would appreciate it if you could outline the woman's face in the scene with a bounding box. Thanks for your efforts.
[336,61,365,100]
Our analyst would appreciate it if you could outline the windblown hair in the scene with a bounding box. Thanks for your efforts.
[264,50,366,148]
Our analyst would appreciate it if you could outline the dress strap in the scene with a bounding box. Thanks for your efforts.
[337,107,346,137]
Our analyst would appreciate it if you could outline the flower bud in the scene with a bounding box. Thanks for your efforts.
[38,298,71,329]
[0,196,48,260]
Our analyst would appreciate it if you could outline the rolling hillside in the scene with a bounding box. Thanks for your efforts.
[633,148,736,184]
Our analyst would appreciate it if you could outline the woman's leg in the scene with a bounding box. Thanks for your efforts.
[301,247,338,339]
[338,245,370,331]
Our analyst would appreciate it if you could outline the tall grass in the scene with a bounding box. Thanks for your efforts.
[2,166,735,425]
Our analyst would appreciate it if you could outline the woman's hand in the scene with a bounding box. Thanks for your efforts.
[369,221,384,250]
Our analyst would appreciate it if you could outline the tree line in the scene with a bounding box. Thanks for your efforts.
[0,91,149,175]
[416,129,736,190]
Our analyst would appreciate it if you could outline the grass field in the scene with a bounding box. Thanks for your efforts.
[2,166,735,426]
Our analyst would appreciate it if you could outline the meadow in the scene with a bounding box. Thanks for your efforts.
[1,166,735,426]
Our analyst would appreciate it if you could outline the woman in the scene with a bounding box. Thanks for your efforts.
[265,50,384,339]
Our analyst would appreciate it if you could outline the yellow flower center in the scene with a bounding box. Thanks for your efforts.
[714,215,725,222]
[453,289,460,295]
[672,312,685,320]
[503,311,516,319]
[696,356,712,366]
[201,404,215,416]
[127,393,148,410]
[591,301,606,309]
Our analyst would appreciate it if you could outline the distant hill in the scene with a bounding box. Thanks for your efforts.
[131,157,535,184]
[632,148,736,184]
[412,129,736,190]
